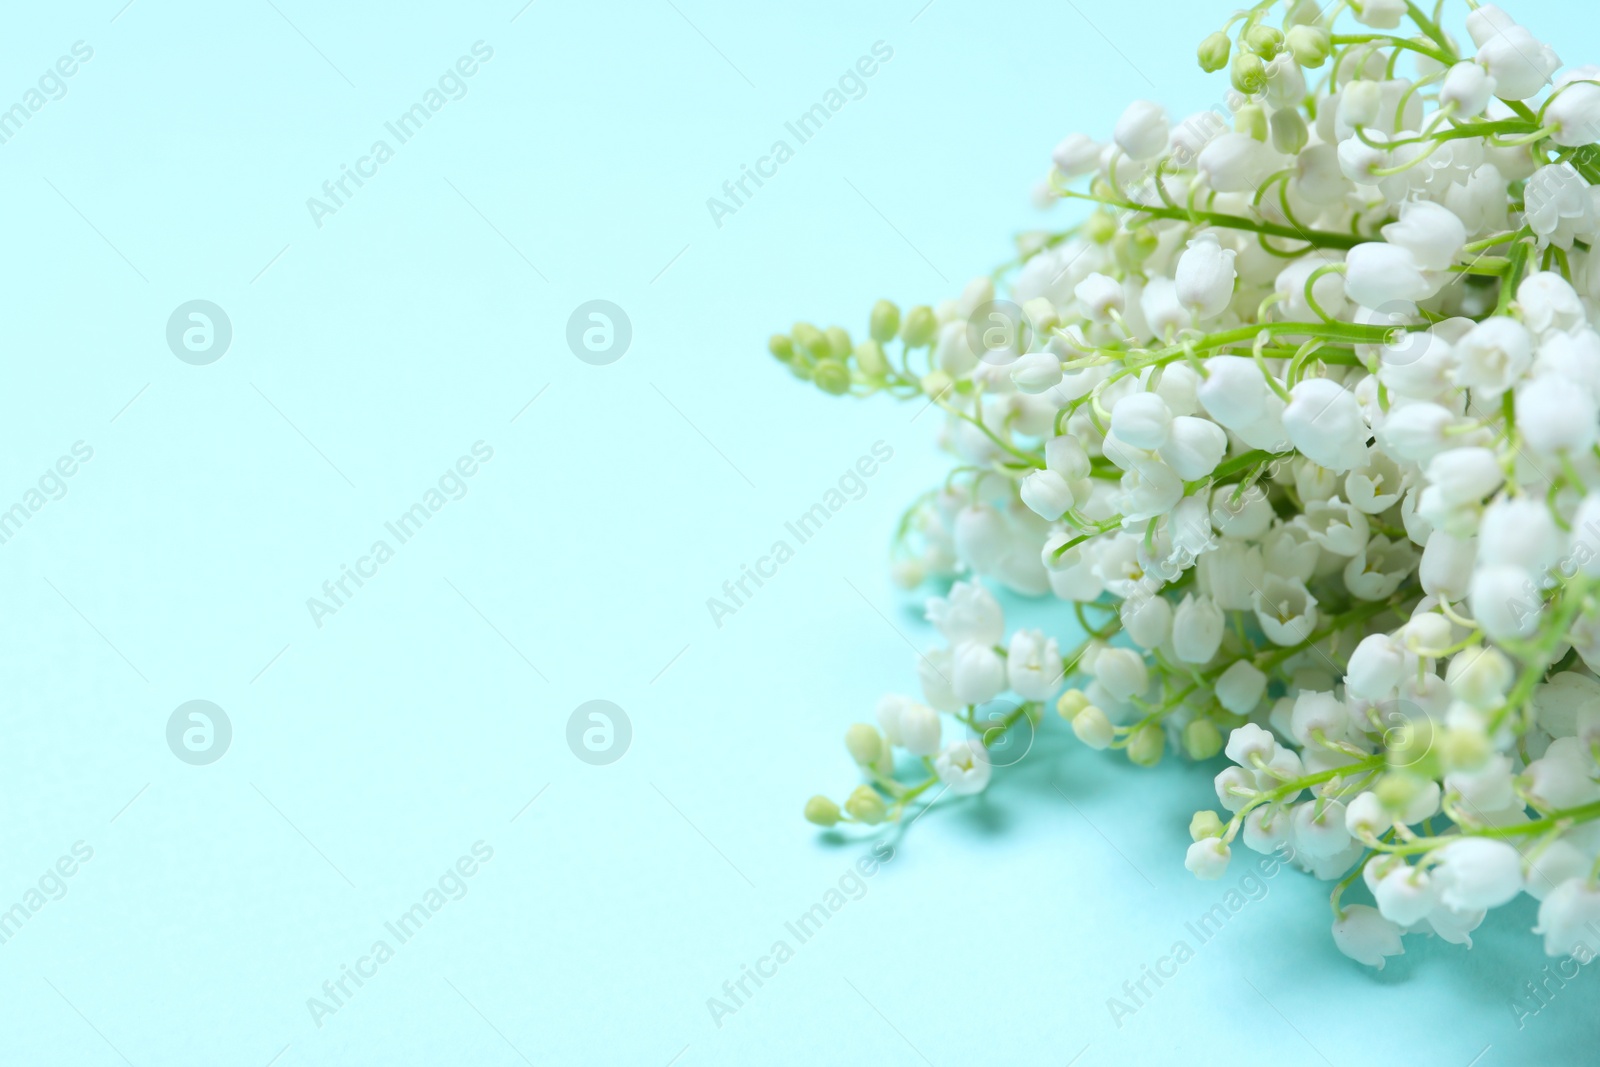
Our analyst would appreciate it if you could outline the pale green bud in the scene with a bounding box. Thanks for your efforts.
[1374,771,1427,813]
[1440,726,1492,774]
[1270,107,1309,154]
[854,339,890,379]
[1071,705,1113,749]
[1190,810,1226,841]
[844,784,887,825]
[900,304,938,348]
[792,322,828,358]
[1084,210,1119,245]
[1057,688,1090,719]
[1184,719,1224,761]
[1232,51,1267,95]
[1243,24,1283,57]
[824,326,852,360]
[844,723,885,767]
[1021,296,1058,335]
[1198,31,1231,73]
[804,795,841,827]
[1286,25,1331,68]
[1127,722,1166,767]
[813,359,851,396]
[1385,714,1438,778]
[869,299,901,343]
[768,334,794,363]
[1113,227,1158,272]
[1285,0,1322,26]
[1235,102,1268,142]
[890,557,925,589]
[921,369,953,398]
[1016,230,1049,258]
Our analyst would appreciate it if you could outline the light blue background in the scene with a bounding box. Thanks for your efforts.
[1,1,1595,1064]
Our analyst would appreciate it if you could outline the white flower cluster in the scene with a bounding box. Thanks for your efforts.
[784,2,1600,968]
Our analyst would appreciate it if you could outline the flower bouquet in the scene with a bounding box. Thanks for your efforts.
[778,0,1600,969]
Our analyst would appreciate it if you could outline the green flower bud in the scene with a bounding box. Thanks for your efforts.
[813,359,852,396]
[768,333,794,363]
[789,358,813,382]
[804,795,841,827]
[1021,296,1058,336]
[1270,107,1309,155]
[1235,103,1268,142]
[1127,722,1166,767]
[1286,24,1332,68]
[1016,230,1049,258]
[1285,0,1321,26]
[1374,771,1427,813]
[1183,719,1224,761]
[1071,705,1114,749]
[1198,31,1232,73]
[1084,209,1119,244]
[869,299,901,343]
[854,339,890,379]
[1189,810,1225,841]
[792,322,828,358]
[1440,726,1492,774]
[844,723,885,767]
[1231,51,1267,95]
[824,326,852,360]
[1056,688,1090,719]
[844,784,887,825]
[900,305,938,348]
[921,369,953,399]
[890,557,925,589]
[1385,715,1438,779]
[1113,227,1159,272]
[1243,24,1283,57]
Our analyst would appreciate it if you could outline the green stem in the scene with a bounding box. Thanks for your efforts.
[1058,190,1367,250]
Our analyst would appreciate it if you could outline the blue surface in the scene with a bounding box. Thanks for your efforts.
[2,1,1597,1064]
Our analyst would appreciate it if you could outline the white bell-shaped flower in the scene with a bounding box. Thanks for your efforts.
[1216,660,1267,715]
[1020,468,1076,521]
[1332,905,1405,968]
[1094,647,1148,702]
[1172,593,1225,664]
[1440,61,1496,117]
[1254,574,1319,646]
[1453,317,1533,395]
[1110,392,1173,450]
[1476,25,1560,100]
[1175,233,1237,320]
[896,701,943,756]
[1185,837,1231,880]
[1432,837,1524,911]
[934,739,992,795]
[1535,878,1600,957]
[1283,378,1371,472]
[1007,628,1062,702]
[1113,100,1169,160]
[1345,242,1433,311]
[1381,200,1466,272]
[925,580,1004,646]
[1516,375,1600,454]
[951,643,1006,706]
